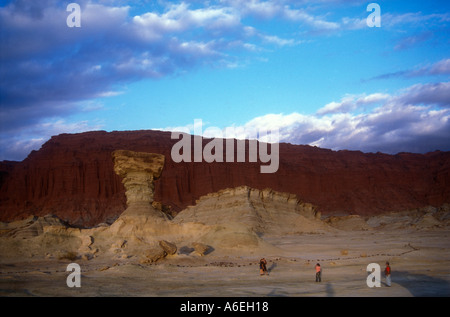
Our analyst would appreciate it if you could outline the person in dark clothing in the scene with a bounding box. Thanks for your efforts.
[260,258,268,275]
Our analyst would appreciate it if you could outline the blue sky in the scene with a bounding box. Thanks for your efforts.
[1,0,449,161]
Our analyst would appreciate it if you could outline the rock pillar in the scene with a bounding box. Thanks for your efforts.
[112,150,167,220]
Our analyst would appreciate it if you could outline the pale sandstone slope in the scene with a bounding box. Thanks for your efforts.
[173,186,330,236]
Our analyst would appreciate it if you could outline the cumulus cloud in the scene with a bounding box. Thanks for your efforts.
[0,0,345,141]
[0,1,239,145]
[133,2,240,33]
[223,0,340,31]
[317,93,390,115]
[167,81,450,154]
[396,82,450,107]
[275,82,450,153]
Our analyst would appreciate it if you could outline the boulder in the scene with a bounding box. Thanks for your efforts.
[192,242,210,256]
[140,246,167,264]
[159,240,177,255]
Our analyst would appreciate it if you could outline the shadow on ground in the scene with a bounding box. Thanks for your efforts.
[389,271,450,296]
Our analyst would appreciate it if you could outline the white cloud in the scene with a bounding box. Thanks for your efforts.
[221,0,340,31]
[396,82,450,107]
[284,8,340,30]
[340,17,367,30]
[382,12,450,28]
[429,58,450,75]
[317,93,390,115]
[164,82,450,154]
[0,118,105,161]
[261,34,298,46]
[132,2,240,36]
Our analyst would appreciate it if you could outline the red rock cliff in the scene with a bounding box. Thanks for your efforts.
[0,130,449,227]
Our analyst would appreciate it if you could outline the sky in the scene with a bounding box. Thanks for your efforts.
[1,0,449,161]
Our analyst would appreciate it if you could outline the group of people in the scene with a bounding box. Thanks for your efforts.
[259,258,392,286]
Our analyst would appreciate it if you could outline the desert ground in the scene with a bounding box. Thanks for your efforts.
[1,225,449,297]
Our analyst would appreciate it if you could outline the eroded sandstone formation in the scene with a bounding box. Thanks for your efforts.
[112,150,167,220]
[174,186,327,236]
[106,150,174,253]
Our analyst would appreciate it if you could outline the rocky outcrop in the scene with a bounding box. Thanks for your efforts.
[112,150,164,206]
[104,150,174,251]
[2,185,449,264]
[159,240,177,255]
[0,130,449,227]
[173,186,328,235]
[112,150,167,220]
[0,215,67,239]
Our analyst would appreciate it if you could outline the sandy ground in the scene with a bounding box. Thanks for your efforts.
[1,227,449,297]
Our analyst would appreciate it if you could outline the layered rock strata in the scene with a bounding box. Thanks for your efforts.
[1,130,449,227]
[173,186,328,236]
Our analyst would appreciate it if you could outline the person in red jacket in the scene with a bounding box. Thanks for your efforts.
[384,261,391,287]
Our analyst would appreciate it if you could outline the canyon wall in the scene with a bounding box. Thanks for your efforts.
[0,130,449,227]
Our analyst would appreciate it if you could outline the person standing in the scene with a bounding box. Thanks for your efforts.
[315,263,322,282]
[384,262,391,287]
[260,258,268,276]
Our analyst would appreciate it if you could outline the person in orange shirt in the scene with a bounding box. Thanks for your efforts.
[315,263,322,282]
